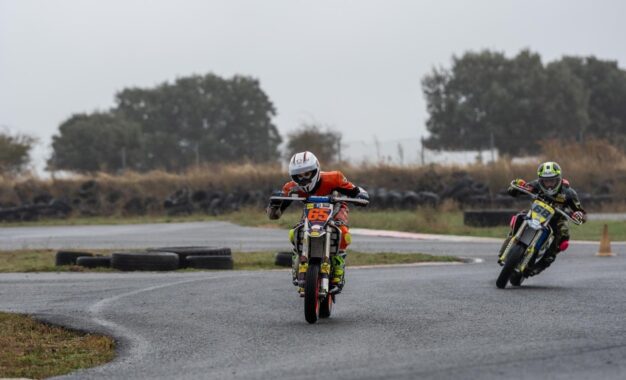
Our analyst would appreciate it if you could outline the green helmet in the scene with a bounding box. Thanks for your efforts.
[537,161,562,195]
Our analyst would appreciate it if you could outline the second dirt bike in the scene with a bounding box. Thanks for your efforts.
[496,181,582,289]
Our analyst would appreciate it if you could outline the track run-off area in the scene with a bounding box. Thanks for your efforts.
[1,221,626,379]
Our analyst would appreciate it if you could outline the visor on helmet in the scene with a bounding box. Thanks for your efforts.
[539,177,561,193]
[540,178,559,189]
[292,169,318,186]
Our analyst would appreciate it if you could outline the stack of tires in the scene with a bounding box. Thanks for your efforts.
[55,246,233,271]
[274,251,293,267]
[146,246,233,270]
[55,251,109,267]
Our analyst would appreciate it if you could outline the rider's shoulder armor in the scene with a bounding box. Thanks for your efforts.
[554,180,578,205]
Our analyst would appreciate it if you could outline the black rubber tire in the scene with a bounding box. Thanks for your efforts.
[186,255,234,270]
[76,256,111,268]
[509,271,524,286]
[111,252,179,271]
[319,294,333,319]
[147,246,231,268]
[274,251,293,267]
[496,245,524,289]
[55,251,94,266]
[304,263,321,324]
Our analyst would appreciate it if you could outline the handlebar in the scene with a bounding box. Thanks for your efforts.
[509,182,582,225]
[269,195,370,206]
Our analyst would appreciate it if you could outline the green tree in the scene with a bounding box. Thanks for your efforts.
[552,56,626,144]
[285,124,342,163]
[421,50,606,155]
[423,50,545,155]
[48,113,143,172]
[115,74,281,170]
[0,130,34,175]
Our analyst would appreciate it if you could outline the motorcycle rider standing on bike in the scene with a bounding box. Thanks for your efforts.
[499,161,587,276]
[267,151,369,293]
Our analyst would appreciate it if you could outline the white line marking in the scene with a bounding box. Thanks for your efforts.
[87,273,247,364]
[350,228,626,245]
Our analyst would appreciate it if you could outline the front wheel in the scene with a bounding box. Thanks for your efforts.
[304,263,321,324]
[496,244,524,289]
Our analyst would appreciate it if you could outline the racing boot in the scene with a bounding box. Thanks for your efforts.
[330,251,346,294]
[291,251,299,286]
[297,261,308,296]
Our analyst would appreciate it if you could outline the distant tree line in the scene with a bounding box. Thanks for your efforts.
[17,51,626,176]
[46,73,343,173]
[48,74,281,172]
[422,50,626,155]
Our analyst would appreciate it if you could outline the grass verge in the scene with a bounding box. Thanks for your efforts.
[232,251,459,270]
[0,312,115,379]
[0,249,459,273]
[1,208,624,241]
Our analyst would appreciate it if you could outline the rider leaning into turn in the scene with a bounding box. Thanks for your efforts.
[267,151,369,293]
[500,161,587,276]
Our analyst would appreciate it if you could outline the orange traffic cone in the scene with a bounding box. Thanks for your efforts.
[596,224,615,257]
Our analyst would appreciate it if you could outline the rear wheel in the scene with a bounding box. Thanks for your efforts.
[304,263,321,324]
[319,293,334,318]
[496,244,524,289]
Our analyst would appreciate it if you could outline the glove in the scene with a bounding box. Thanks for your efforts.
[571,211,585,223]
[266,190,284,219]
[268,190,284,207]
[513,178,527,188]
[355,188,369,206]
[266,205,282,220]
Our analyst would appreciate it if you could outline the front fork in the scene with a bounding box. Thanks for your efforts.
[295,226,335,296]
[499,221,527,264]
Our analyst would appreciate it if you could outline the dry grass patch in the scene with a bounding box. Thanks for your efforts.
[0,312,115,379]
[233,251,459,270]
[0,250,115,273]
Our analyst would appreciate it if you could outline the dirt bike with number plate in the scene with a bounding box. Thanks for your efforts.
[269,194,369,324]
[496,181,583,289]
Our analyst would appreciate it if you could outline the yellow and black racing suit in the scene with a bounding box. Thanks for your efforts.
[500,179,586,275]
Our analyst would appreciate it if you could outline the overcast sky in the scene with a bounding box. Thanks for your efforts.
[1,0,625,170]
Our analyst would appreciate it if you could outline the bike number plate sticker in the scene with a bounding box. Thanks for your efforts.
[308,208,331,222]
[530,200,554,223]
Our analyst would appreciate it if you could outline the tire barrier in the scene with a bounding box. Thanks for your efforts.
[56,246,237,271]
[111,252,180,271]
[76,256,112,268]
[148,246,232,268]
[274,251,293,267]
[0,200,72,222]
[0,176,618,222]
[55,251,94,266]
[186,255,234,270]
[463,210,517,227]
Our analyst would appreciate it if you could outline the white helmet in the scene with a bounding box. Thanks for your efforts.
[288,151,321,193]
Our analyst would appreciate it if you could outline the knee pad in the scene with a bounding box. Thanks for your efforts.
[338,225,350,249]
[343,232,352,245]
[558,240,569,252]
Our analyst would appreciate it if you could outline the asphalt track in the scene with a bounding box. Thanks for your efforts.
[1,222,625,379]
